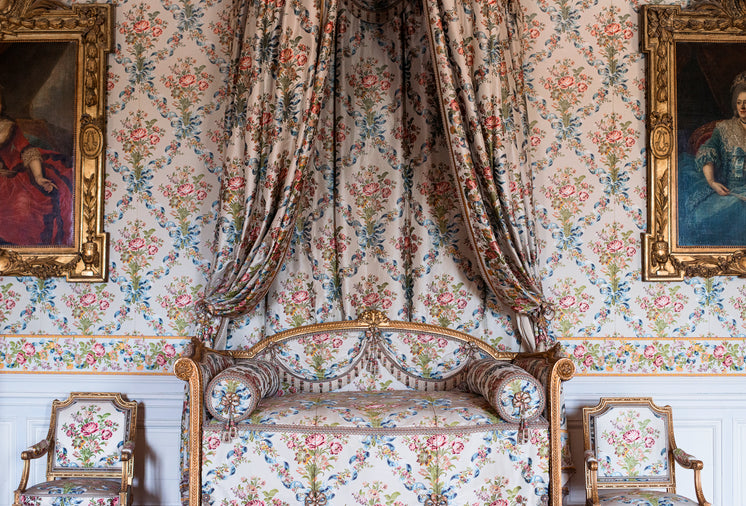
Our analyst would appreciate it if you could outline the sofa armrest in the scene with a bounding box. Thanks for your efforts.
[205,359,279,428]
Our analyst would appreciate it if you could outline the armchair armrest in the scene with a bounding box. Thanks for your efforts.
[672,448,711,506]
[120,439,136,490]
[15,438,51,497]
[584,449,600,505]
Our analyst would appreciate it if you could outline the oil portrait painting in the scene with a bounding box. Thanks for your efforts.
[0,41,77,248]
[676,43,746,248]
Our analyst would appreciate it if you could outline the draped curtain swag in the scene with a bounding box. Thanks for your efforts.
[197,0,340,347]
[424,0,553,352]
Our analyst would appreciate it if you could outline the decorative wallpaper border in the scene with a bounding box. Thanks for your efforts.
[563,338,746,376]
[0,335,190,375]
[3,335,746,376]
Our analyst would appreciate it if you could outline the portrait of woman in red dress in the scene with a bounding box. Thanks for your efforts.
[0,88,74,247]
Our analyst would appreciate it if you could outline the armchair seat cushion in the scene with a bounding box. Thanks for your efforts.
[208,389,548,431]
[18,477,123,506]
[598,491,699,505]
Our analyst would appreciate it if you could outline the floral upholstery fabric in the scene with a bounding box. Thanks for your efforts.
[205,359,279,422]
[202,390,550,505]
[597,491,698,505]
[467,358,546,423]
[17,477,123,506]
[593,407,669,481]
[53,400,131,471]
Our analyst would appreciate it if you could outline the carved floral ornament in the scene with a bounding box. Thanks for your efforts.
[642,0,746,280]
[0,0,110,281]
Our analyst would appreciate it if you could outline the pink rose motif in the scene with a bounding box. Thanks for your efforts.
[484,116,500,130]
[577,82,588,92]
[457,299,467,309]
[573,345,586,358]
[606,130,623,143]
[152,26,163,37]
[623,29,634,40]
[279,48,293,63]
[643,345,656,359]
[164,344,176,358]
[80,293,96,306]
[94,343,106,357]
[644,436,655,448]
[654,355,664,367]
[22,343,36,356]
[654,295,671,308]
[175,294,192,308]
[99,300,110,311]
[329,442,343,455]
[362,74,378,88]
[226,177,245,190]
[437,292,454,305]
[530,135,541,146]
[426,434,447,449]
[130,128,147,141]
[451,441,464,454]
[5,299,15,310]
[16,352,26,365]
[489,501,509,506]
[583,355,594,367]
[156,354,167,366]
[133,20,150,33]
[246,501,265,506]
[305,433,326,449]
[296,54,308,66]
[724,355,734,367]
[578,302,590,312]
[361,182,380,196]
[607,240,623,252]
[437,338,448,348]
[86,353,96,365]
[362,293,380,305]
[558,184,576,197]
[292,291,310,304]
[604,22,622,35]
[558,295,575,309]
[177,183,195,196]
[622,429,640,443]
[207,436,221,449]
[198,81,209,91]
[332,338,343,348]
[129,238,146,250]
[179,74,197,87]
[529,28,540,39]
[148,244,158,255]
[101,429,113,441]
[81,422,99,436]
[558,76,575,88]
[578,191,590,202]
[713,345,726,358]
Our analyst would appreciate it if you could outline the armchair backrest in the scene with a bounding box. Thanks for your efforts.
[583,397,676,492]
[47,392,137,479]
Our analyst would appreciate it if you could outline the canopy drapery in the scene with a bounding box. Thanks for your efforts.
[184,0,567,500]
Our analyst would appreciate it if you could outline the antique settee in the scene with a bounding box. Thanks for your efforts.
[175,310,574,505]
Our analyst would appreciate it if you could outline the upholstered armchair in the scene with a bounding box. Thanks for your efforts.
[582,397,710,506]
[13,392,137,506]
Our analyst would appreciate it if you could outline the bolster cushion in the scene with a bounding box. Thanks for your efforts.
[205,359,280,422]
[466,358,546,423]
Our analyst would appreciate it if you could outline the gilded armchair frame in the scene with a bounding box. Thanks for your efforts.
[13,391,138,506]
[582,397,710,506]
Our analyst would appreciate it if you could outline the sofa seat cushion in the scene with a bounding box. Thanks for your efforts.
[209,390,548,431]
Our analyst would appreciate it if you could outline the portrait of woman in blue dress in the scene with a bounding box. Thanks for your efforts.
[680,71,746,246]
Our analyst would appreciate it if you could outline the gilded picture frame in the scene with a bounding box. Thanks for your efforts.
[0,0,110,281]
[642,0,746,280]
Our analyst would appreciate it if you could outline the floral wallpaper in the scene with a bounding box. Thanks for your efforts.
[1,0,746,376]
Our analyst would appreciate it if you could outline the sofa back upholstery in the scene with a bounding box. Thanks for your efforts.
[238,310,512,394]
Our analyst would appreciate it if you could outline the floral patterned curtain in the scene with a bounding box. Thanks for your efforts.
[196,0,340,348]
[424,0,553,351]
[222,0,518,351]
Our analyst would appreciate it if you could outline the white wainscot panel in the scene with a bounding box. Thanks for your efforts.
[562,376,746,506]
[0,374,185,506]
